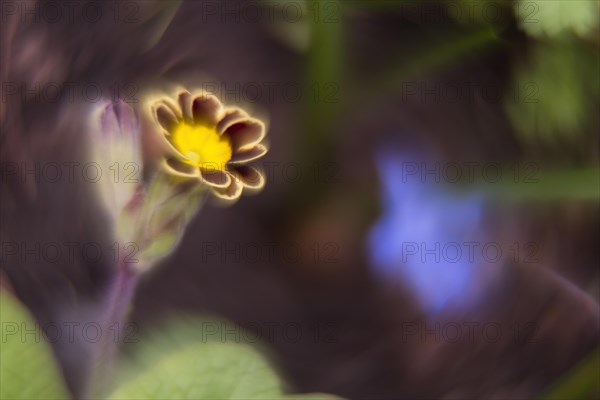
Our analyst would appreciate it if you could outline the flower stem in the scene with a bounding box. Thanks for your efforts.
[103,261,138,332]
[86,260,139,398]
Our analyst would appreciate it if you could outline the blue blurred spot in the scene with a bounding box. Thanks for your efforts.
[368,152,486,313]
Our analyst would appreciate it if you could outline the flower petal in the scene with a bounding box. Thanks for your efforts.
[114,101,139,138]
[217,108,249,135]
[151,98,182,134]
[177,90,194,122]
[199,169,232,188]
[212,178,243,201]
[161,157,200,178]
[100,102,121,137]
[233,166,265,190]
[223,119,266,152]
[228,144,268,164]
[192,93,223,126]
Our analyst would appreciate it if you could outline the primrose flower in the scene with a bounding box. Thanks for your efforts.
[148,90,268,201]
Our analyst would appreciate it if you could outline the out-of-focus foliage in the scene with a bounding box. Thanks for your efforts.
[0,292,70,400]
[0,298,343,400]
[516,0,600,38]
[108,342,281,399]
[541,347,600,399]
[304,0,342,160]
[507,0,600,147]
[474,167,600,200]
[108,318,344,400]
[505,38,599,144]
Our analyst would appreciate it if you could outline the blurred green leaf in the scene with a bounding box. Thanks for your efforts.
[516,0,600,39]
[304,0,343,160]
[456,167,600,200]
[541,347,600,399]
[108,317,345,400]
[0,292,70,400]
[108,342,281,399]
[505,38,599,145]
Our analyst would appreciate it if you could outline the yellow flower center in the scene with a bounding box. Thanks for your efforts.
[171,123,232,171]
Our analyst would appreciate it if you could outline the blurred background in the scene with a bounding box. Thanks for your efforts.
[1,0,599,399]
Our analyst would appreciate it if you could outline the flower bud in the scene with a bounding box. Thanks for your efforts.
[90,101,143,223]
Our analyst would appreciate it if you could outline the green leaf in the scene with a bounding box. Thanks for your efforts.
[304,0,344,161]
[107,317,345,400]
[0,292,70,400]
[516,0,600,39]
[505,39,599,145]
[458,167,600,201]
[108,342,281,400]
[540,347,600,399]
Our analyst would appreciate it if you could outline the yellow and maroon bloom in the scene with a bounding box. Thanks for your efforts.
[148,90,268,201]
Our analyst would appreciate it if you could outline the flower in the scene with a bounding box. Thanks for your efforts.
[148,90,268,201]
